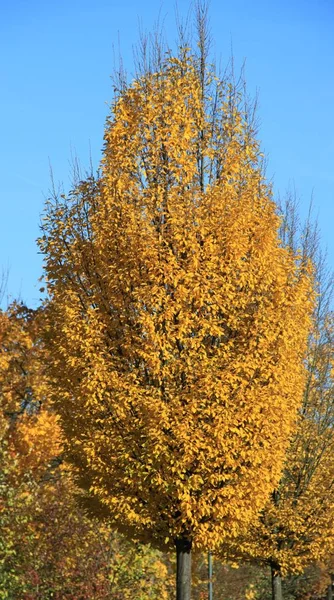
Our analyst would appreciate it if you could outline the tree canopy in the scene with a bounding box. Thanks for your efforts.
[39,47,313,557]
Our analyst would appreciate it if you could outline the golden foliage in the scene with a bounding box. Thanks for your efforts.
[40,52,313,550]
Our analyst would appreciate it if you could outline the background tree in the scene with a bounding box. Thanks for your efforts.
[39,14,313,600]
[218,196,334,600]
[0,303,57,598]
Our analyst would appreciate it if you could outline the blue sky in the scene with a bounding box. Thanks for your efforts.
[1,0,333,307]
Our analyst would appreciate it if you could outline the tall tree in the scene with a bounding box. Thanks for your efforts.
[218,198,334,600]
[39,27,313,600]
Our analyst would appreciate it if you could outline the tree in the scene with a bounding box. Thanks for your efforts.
[39,21,313,599]
[218,197,334,600]
[0,303,56,598]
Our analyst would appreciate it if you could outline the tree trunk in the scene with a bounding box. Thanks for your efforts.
[208,551,213,600]
[271,563,283,600]
[176,537,192,600]
[327,573,334,600]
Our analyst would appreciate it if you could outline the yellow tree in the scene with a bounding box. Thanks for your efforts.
[218,199,334,600]
[39,34,313,599]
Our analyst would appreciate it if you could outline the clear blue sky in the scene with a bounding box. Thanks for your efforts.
[1,0,333,307]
